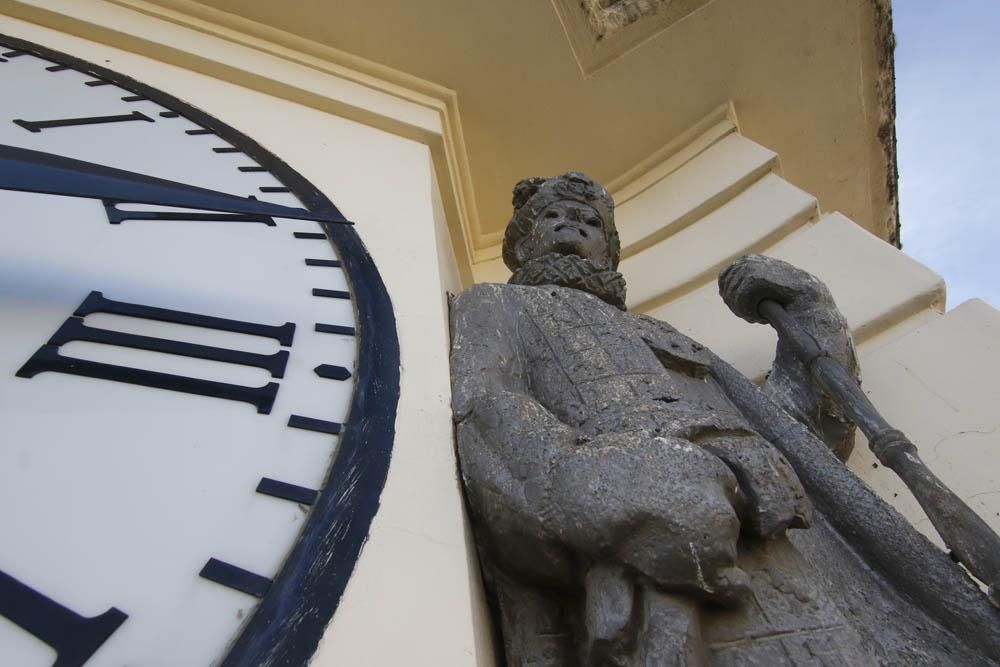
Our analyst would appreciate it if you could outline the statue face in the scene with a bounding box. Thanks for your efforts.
[517,200,612,267]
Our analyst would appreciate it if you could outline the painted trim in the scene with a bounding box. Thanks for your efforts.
[0,32,402,666]
[1,0,484,283]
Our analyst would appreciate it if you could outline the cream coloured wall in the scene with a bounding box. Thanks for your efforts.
[849,299,1000,549]
[0,10,490,666]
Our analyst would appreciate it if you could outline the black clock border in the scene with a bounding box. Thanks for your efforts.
[0,33,401,667]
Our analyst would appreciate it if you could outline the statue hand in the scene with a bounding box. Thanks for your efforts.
[543,433,752,606]
[718,254,859,460]
[718,253,836,324]
[699,432,812,537]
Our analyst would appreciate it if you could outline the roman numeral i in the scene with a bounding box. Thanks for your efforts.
[0,568,126,667]
[17,291,294,414]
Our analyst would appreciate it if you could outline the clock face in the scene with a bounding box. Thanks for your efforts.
[0,35,399,666]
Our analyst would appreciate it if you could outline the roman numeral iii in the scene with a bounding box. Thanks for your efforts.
[16,291,294,414]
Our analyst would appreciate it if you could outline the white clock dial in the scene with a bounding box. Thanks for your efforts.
[0,37,399,667]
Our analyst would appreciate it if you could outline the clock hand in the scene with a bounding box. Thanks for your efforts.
[0,144,348,224]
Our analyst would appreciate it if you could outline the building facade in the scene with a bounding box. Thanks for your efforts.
[0,1,997,664]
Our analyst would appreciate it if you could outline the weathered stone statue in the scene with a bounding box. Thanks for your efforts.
[450,173,1000,665]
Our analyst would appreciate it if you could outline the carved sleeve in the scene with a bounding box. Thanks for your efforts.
[449,284,578,534]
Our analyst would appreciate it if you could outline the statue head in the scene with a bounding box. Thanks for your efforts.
[502,172,620,272]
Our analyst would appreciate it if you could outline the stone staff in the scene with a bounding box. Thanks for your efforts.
[753,297,1000,607]
[707,347,1000,660]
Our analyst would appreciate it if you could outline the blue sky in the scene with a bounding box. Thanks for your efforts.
[894,3,1000,309]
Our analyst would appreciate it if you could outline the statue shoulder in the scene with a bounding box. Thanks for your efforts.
[451,282,548,325]
[451,283,513,322]
[449,283,526,370]
[453,281,505,303]
[452,281,532,309]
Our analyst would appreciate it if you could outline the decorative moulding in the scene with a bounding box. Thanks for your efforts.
[550,0,715,76]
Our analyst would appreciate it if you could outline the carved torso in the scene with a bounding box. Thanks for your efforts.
[451,281,995,666]
[513,284,755,441]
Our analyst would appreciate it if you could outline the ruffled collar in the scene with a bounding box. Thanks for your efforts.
[508,253,628,310]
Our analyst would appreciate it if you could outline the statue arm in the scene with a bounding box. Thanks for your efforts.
[450,285,577,526]
[629,311,813,533]
[718,254,859,459]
